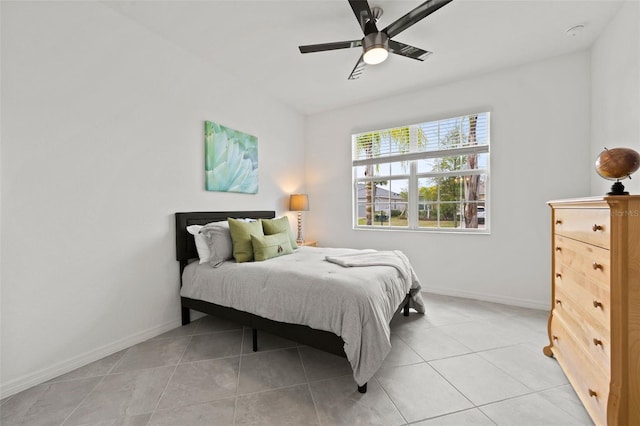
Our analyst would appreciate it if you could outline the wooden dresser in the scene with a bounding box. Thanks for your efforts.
[544,196,640,425]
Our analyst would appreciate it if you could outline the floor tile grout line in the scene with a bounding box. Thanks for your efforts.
[104,350,128,377]
[395,329,474,365]
[108,334,194,376]
[529,384,595,424]
[152,327,242,340]
[179,353,241,365]
[423,355,478,408]
[232,327,245,426]
[390,334,425,363]
[473,386,590,426]
[305,373,352,387]
[42,350,129,387]
[235,381,316,399]
[108,346,128,375]
[428,329,537,357]
[382,359,426,370]
[373,374,409,425]
[241,344,299,356]
[478,408,500,426]
[473,387,567,410]
[408,407,499,426]
[427,350,537,403]
[473,345,566,394]
[376,358,477,424]
[476,406,501,426]
[472,388,542,407]
[297,347,323,426]
[396,316,478,330]
[192,317,203,335]
[145,334,194,424]
[191,327,244,337]
[58,371,109,426]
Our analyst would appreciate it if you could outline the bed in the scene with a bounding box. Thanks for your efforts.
[175,211,424,393]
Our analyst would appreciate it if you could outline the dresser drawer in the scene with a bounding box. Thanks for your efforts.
[550,315,609,426]
[553,286,611,374]
[554,262,610,330]
[553,208,610,249]
[554,235,610,287]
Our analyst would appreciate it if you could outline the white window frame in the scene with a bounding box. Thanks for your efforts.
[352,112,490,233]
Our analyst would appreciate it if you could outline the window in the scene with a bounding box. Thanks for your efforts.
[353,112,490,232]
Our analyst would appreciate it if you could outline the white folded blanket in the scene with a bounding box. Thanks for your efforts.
[326,250,426,314]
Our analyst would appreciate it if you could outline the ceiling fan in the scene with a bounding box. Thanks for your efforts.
[298,0,452,80]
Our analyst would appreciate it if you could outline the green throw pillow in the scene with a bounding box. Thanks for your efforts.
[261,216,298,249]
[251,232,293,261]
[228,218,264,263]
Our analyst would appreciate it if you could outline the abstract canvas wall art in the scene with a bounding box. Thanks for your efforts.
[204,121,258,194]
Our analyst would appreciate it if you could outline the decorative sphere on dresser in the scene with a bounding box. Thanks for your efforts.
[595,147,640,195]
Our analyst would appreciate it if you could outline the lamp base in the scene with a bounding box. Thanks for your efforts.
[296,211,304,244]
[608,180,629,196]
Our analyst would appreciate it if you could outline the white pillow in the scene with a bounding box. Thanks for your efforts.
[200,221,233,267]
[187,225,210,264]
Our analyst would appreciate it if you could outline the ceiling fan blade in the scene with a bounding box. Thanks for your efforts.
[348,55,366,80]
[299,40,362,54]
[349,0,375,34]
[389,40,432,61]
[383,0,453,39]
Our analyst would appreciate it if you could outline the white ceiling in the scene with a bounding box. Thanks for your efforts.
[105,0,623,115]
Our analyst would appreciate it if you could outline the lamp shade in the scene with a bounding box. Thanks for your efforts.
[289,194,309,211]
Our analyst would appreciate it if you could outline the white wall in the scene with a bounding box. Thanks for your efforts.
[591,0,640,196]
[0,2,305,397]
[305,52,592,309]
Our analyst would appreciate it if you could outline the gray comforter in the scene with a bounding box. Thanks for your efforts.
[180,246,425,386]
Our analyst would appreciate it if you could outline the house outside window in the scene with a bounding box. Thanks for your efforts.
[356,183,405,224]
[352,112,490,232]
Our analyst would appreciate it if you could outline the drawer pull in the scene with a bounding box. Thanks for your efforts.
[592,262,603,270]
[593,300,603,309]
[593,338,603,347]
[552,335,559,341]
[555,246,562,252]
[555,299,562,305]
[588,388,598,398]
[592,224,604,232]
[555,273,562,279]
[555,219,562,225]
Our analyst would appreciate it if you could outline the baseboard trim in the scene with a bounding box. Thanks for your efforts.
[422,286,550,311]
[0,318,182,399]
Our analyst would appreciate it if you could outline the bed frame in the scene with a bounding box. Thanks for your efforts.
[175,211,410,393]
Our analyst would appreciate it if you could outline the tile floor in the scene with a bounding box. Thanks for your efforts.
[1,293,594,425]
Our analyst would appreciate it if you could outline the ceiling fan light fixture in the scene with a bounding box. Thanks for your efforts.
[363,46,388,64]
[362,32,389,65]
